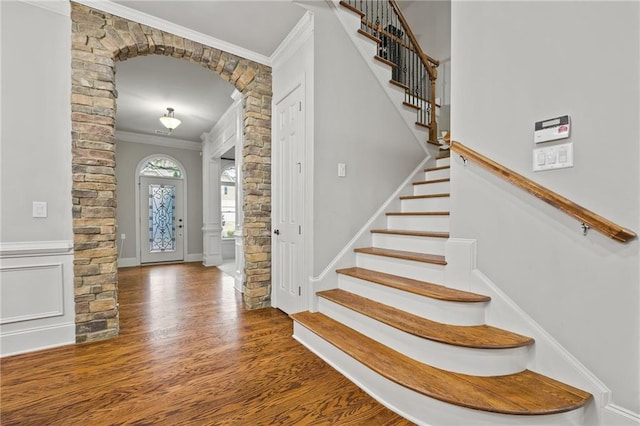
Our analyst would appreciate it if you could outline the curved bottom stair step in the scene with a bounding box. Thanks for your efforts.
[317,289,533,350]
[291,311,592,416]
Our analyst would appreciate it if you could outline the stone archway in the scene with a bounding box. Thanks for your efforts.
[70,2,272,343]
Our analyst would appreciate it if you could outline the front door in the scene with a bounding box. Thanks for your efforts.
[273,83,305,314]
[139,176,185,264]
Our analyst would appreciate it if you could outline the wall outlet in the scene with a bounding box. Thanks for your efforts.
[120,233,126,240]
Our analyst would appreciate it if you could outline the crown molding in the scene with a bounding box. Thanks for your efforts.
[19,0,70,17]
[72,0,271,66]
[116,130,202,151]
[271,10,314,67]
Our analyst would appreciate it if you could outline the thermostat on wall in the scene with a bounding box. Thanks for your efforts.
[534,115,570,143]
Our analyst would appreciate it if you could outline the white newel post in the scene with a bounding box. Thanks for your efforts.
[202,141,223,266]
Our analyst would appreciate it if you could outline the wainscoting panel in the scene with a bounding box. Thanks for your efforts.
[1,263,64,324]
[0,241,75,357]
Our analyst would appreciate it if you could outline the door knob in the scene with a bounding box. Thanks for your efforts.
[274,229,280,235]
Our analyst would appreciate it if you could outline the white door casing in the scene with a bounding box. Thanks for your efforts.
[139,176,185,264]
[272,82,305,314]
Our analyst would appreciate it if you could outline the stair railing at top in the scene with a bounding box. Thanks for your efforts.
[450,141,637,243]
[340,0,440,143]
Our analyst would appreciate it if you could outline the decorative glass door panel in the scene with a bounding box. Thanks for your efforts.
[148,183,176,253]
[139,176,184,264]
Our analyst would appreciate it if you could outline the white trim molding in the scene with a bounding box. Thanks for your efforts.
[0,240,73,257]
[271,10,314,66]
[116,130,202,152]
[73,0,270,66]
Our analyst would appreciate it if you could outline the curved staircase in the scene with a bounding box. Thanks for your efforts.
[291,153,593,425]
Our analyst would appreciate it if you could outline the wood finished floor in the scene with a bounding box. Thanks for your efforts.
[1,263,413,425]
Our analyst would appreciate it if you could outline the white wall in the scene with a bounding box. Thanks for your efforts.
[451,1,639,414]
[1,1,72,243]
[401,0,451,132]
[309,2,427,275]
[115,140,203,262]
[1,1,75,355]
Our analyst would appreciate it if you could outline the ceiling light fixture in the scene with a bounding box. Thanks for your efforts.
[159,107,182,132]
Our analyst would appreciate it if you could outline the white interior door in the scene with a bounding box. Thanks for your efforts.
[273,83,305,314]
[139,176,184,264]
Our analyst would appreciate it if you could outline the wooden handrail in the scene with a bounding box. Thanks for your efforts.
[388,0,439,76]
[387,0,439,142]
[450,141,637,243]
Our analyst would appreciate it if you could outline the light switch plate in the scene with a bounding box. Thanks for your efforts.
[32,201,48,218]
[337,163,346,177]
[533,142,573,172]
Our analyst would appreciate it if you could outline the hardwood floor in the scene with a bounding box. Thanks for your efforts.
[1,263,413,425]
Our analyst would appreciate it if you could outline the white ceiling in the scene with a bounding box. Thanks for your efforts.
[112,1,307,143]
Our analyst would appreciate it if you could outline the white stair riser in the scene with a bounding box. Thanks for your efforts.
[372,233,446,255]
[293,322,584,426]
[413,180,450,195]
[436,157,450,167]
[318,298,530,376]
[356,253,445,283]
[387,215,450,232]
[401,196,450,212]
[424,167,450,180]
[338,274,487,326]
[354,30,378,58]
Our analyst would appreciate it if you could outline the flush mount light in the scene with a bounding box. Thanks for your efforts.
[159,107,182,132]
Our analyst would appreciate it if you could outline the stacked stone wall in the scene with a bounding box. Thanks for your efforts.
[70,2,272,342]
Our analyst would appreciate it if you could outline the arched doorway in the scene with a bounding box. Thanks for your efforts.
[136,155,187,264]
[70,3,272,343]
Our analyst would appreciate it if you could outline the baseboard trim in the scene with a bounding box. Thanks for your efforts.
[602,404,640,426]
[117,257,138,268]
[117,253,203,268]
[1,322,75,357]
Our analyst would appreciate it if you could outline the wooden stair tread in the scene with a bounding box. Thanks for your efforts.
[318,289,532,349]
[339,0,365,17]
[386,211,449,216]
[390,80,409,91]
[354,247,446,265]
[336,267,488,303]
[416,121,431,129]
[370,229,449,238]
[357,28,379,44]
[413,178,450,185]
[291,312,593,415]
[374,55,395,68]
[399,193,449,200]
[402,101,420,111]
[425,165,450,172]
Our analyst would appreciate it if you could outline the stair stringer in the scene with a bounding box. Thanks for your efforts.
[293,321,585,426]
[444,238,611,425]
[308,155,432,311]
[325,0,438,157]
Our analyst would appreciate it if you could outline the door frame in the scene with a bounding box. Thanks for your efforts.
[272,77,310,313]
[134,154,188,266]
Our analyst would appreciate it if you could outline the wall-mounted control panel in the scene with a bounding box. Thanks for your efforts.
[534,115,570,144]
[533,142,573,172]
